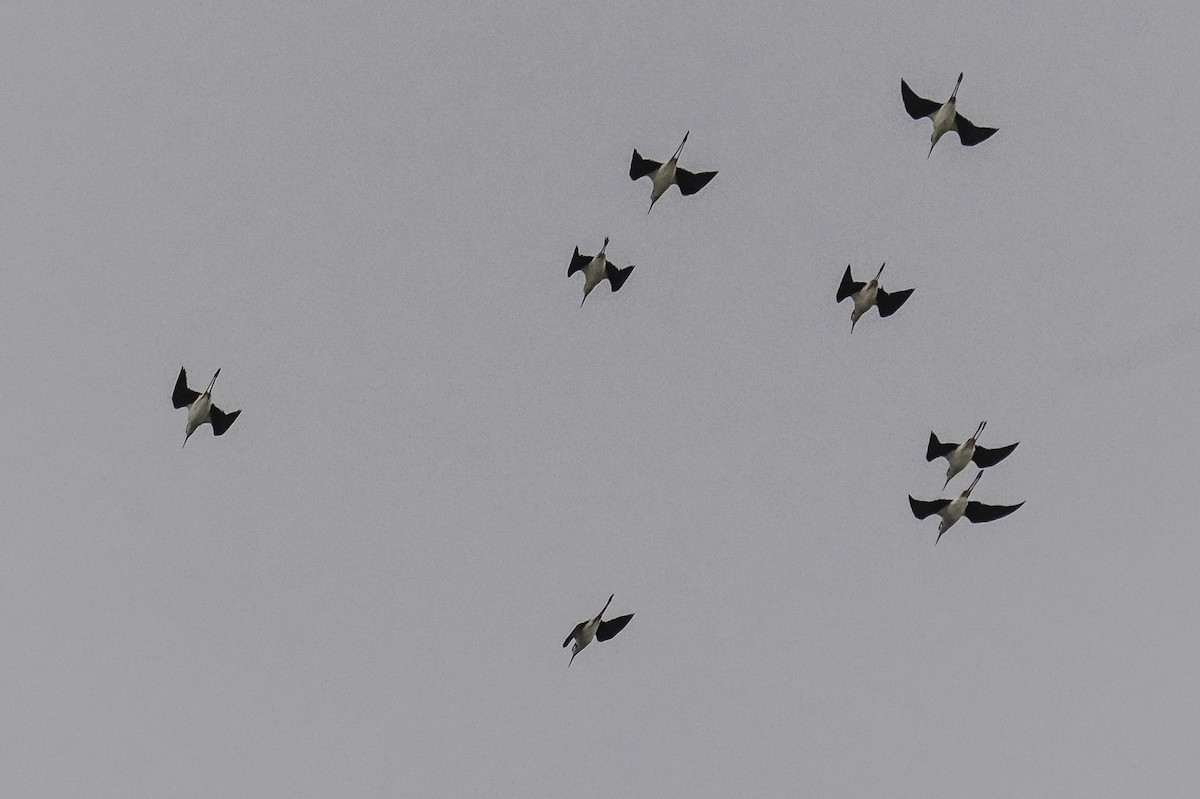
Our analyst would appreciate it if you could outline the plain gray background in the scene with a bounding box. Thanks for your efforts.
[2,2,1198,797]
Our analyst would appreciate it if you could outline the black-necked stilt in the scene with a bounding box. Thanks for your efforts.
[563,594,634,667]
[836,263,914,333]
[568,237,635,306]
[172,367,241,447]
[629,131,718,213]
[901,73,998,157]
[927,421,1019,488]
[908,471,1024,545]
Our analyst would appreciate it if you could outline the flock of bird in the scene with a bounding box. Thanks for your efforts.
[173,72,1022,666]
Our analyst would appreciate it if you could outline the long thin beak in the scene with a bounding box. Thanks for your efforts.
[928,140,936,159]
[935,529,945,546]
[580,293,587,308]
[943,473,951,490]
[568,650,577,667]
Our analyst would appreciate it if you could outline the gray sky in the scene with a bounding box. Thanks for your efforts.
[2,2,1198,796]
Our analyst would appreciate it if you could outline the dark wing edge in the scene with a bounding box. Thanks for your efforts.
[972,441,1019,468]
[606,263,635,292]
[568,248,592,277]
[955,114,998,146]
[964,501,1024,524]
[596,614,633,642]
[901,80,941,120]
[837,265,864,302]
[909,495,950,520]
[210,407,241,436]
[875,287,914,317]
[926,432,957,462]
[674,168,718,196]
[172,367,200,409]
[563,621,585,648]
[630,150,661,180]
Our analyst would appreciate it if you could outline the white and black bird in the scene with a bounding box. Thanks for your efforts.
[568,237,635,307]
[901,72,998,157]
[629,131,718,213]
[908,471,1024,545]
[172,367,241,447]
[927,421,1019,488]
[562,594,634,667]
[836,263,914,333]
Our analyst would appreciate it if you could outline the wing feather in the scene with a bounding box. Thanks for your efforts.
[172,367,200,409]
[909,495,950,520]
[964,501,1024,524]
[972,441,1019,468]
[596,614,633,642]
[901,80,941,119]
[955,114,998,146]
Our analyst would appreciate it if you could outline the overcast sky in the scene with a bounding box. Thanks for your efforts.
[2,2,1199,797]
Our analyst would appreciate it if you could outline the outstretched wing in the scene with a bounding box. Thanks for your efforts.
[926,432,957,462]
[964,500,1023,524]
[875,287,914,317]
[837,265,865,302]
[605,263,635,292]
[210,406,241,436]
[172,367,200,409]
[901,80,941,120]
[955,114,998,146]
[629,150,661,181]
[596,613,633,642]
[972,441,1019,468]
[568,247,593,277]
[909,495,950,520]
[563,621,585,648]
[674,167,718,196]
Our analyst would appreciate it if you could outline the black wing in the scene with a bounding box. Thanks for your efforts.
[568,247,593,277]
[875,287,914,318]
[172,367,200,409]
[596,614,633,642]
[955,114,998,146]
[605,263,634,292]
[629,150,661,180]
[972,441,1019,468]
[909,495,950,520]
[901,80,941,120]
[563,621,585,648]
[210,406,241,436]
[926,432,957,462]
[674,167,718,196]
[837,265,865,303]
[964,500,1024,524]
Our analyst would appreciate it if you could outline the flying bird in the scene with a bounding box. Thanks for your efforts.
[908,471,1024,545]
[172,367,241,447]
[629,131,718,213]
[563,594,634,667]
[901,72,998,157]
[568,237,635,307]
[836,263,914,333]
[927,421,1019,488]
